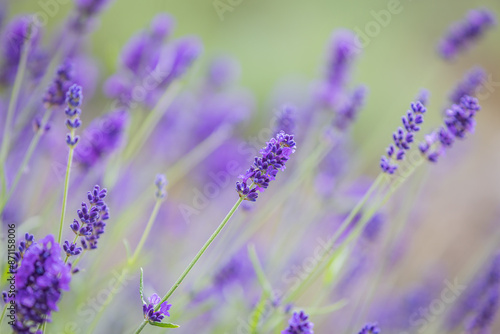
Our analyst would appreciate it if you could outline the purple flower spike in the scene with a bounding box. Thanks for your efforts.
[143,293,172,323]
[282,310,314,334]
[420,95,481,163]
[358,323,381,334]
[380,101,425,174]
[9,235,71,333]
[438,8,496,60]
[206,55,241,88]
[236,131,296,202]
[155,174,168,199]
[65,84,83,148]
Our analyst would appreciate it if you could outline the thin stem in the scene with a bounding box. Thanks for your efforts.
[0,108,53,214]
[130,199,163,264]
[0,304,7,327]
[58,130,76,244]
[0,27,32,199]
[133,197,244,334]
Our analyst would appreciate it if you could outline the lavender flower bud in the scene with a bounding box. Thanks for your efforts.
[155,174,168,199]
[143,293,172,323]
[358,323,381,334]
[449,67,486,104]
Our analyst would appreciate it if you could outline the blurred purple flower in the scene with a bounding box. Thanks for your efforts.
[334,85,367,131]
[43,61,73,108]
[438,8,496,60]
[75,109,128,168]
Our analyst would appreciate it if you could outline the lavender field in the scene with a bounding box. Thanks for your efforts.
[1,0,500,333]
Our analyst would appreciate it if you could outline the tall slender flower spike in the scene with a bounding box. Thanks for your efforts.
[449,67,486,104]
[380,101,426,174]
[65,84,82,147]
[358,323,381,334]
[236,131,296,201]
[438,8,496,60]
[419,96,480,162]
[10,235,71,333]
[282,310,314,334]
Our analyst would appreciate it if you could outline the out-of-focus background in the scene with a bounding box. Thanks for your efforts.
[4,0,500,333]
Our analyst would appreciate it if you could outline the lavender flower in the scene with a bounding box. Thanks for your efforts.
[419,96,480,162]
[380,101,426,174]
[334,85,367,130]
[44,62,73,108]
[358,323,381,334]
[11,235,71,333]
[65,84,82,147]
[71,0,114,32]
[449,67,486,104]
[236,131,296,201]
[282,310,314,334]
[75,109,128,168]
[65,185,109,255]
[143,293,172,323]
[206,55,241,89]
[316,29,359,109]
[438,8,496,60]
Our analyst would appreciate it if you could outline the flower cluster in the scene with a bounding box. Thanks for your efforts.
[11,235,71,333]
[419,96,480,162]
[438,8,496,59]
[380,101,426,174]
[43,62,73,108]
[282,310,314,334]
[143,294,172,323]
[65,185,109,257]
[358,323,381,334]
[65,84,83,147]
[75,109,129,168]
[449,67,486,104]
[236,131,296,201]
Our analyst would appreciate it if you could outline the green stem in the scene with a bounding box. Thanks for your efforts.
[0,27,32,201]
[130,199,163,264]
[0,108,53,214]
[0,304,7,327]
[58,130,76,244]
[133,197,244,334]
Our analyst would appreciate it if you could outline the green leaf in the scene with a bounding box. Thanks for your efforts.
[148,321,180,328]
[140,268,145,304]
